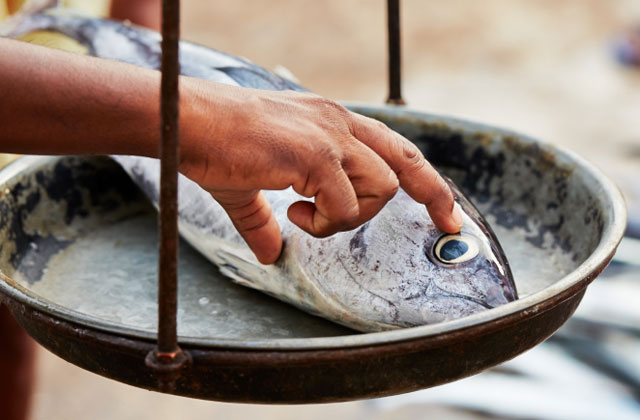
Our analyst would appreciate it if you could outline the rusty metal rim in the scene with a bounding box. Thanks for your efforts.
[0,105,627,351]
[3,287,586,403]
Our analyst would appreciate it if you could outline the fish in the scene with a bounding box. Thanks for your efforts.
[2,9,518,331]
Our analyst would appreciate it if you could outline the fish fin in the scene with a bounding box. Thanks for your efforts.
[214,250,266,289]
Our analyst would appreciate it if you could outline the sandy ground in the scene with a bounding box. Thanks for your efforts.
[16,0,640,419]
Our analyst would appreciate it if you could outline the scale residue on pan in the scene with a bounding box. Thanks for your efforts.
[26,213,351,340]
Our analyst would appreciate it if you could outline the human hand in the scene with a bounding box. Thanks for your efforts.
[179,82,463,264]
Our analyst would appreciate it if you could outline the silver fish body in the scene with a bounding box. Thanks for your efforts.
[5,11,517,331]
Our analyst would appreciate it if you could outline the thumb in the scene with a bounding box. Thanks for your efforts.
[212,190,282,264]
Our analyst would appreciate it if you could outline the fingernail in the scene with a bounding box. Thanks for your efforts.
[451,203,463,231]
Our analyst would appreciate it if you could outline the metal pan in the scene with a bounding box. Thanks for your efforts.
[0,105,626,403]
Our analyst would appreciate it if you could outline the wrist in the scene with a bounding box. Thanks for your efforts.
[177,78,254,181]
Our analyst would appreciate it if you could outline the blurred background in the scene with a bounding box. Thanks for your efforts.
[10,0,640,419]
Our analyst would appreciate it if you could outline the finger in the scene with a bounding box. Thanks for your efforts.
[341,142,399,225]
[213,190,282,264]
[288,161,359,237]
[350,113,462,233]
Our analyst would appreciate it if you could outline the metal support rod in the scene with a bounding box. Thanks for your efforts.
[145,0,191,392]
[386,0,405,105]
[157,0,180,355]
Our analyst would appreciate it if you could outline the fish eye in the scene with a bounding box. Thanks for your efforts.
[433,234,480,264]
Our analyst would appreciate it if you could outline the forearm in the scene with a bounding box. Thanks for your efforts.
[0,37,211,158]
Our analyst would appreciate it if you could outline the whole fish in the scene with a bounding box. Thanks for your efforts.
[3,9,518,331]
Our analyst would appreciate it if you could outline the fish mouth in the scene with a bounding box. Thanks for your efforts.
[432,283,498,310]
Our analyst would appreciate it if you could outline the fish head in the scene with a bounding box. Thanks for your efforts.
[297,182,517,330]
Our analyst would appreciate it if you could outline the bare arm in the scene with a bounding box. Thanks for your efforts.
[0,38,462,263]
[0,37,161,157]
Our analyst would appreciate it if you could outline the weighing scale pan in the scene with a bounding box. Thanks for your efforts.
[0,105,626,403]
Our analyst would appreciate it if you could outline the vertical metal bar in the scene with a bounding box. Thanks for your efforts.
[158,0,180,356]
[146,0,190,393]
[386,0,405,105]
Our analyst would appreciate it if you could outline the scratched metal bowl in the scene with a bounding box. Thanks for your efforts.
[0,105,626,403]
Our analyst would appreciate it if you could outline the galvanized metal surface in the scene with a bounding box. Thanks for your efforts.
[0,105,626,402]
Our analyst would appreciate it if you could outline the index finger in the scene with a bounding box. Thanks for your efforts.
[350,113,463,233]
